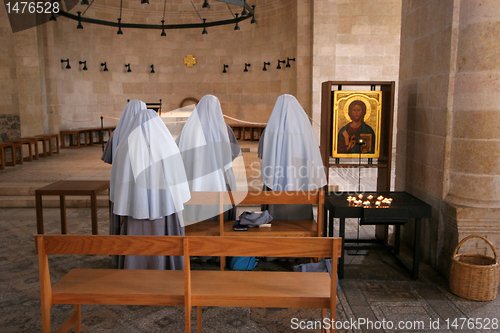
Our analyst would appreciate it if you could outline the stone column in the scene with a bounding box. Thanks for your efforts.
[443,0,500,268]
[445,0,500,208]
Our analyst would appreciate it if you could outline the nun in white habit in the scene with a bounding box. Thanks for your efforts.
[258,94,327,220]
[101,100,146,266]
[101,100,147,164]
[110,109,191,270]
[176,95,246,259]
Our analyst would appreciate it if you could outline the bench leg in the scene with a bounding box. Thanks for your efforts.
[41,302,51,333]
[321,308,330,333]
[57,305,81,333]
[220,256,226,271]
[197,306,202,333]
[74,304,82,333]
[60,196,67,234]
[0,147,5,170]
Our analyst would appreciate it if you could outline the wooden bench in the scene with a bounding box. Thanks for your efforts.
[61,127,115,148]
[0,142,15,169]
[35,235,341,333]
[228,123,265,141]
[20,137,39,160]
[185,190,325,268]
[34,134,59,155]
[60,129,90,149]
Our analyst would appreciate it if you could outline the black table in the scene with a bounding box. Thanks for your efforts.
[324,191,432,279]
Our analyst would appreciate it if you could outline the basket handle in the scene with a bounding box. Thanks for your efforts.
[453,234,499,264]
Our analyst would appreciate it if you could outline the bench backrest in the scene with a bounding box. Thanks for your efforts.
[35,235,341,332]
[184,190,325,237]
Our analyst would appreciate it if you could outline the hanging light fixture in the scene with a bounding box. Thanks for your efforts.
[202,18,207,34]
[55,0,256,33]
[161,20,166,36]
[241,0,247,16]
[117,18,123,34]
[160,0,167,36]
[76,12,83,29]
[234,13,240,31]
[117,0,123,34]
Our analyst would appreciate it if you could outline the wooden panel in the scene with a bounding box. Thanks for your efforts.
[238,191,320,205]
[52,269,185,306]
[183,191,321,206]
[35,180,109,195]
[37,235,184,256]
[185,221,220,236]
[224,220,317,237]
[184,192,220,205]
[191,271,330,308]
[188,236,341,258]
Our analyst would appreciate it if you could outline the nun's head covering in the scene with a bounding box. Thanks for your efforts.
[112,100,147,157]
[176,94,242,191]
[175,94,247,224]
[260,94,327,191]
[110,109,191,222]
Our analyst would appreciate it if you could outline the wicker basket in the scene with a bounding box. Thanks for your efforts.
[450,235,500,301]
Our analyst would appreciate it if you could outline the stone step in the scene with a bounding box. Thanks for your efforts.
[0,183,52,196]
[0,182,110,208]
[0,195,110,208]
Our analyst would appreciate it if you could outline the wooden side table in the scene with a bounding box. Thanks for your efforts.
[6,139,33,162]
[35,180,110,235]
[7,141,23,164]
[47,134,60,154]
[0,142,15,169]
[20,137,39,160]
[34,135,49,157]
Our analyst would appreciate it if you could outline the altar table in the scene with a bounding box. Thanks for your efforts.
[324,191,432,279]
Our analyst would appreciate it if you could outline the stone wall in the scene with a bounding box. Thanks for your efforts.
[397,0,500,276]
[0,3,20,142]
[46,0,299,130]
[311,0,402,142]
[0,114,21,142]
[2,0,402,139]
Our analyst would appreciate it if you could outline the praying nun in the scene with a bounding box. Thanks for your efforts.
[110,109,191,270]
[176,94,246,227]
[258,94,327,220]
[101,100,146,266]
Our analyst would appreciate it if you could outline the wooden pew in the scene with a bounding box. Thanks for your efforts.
[188,236,341,333]
[35,235,341,333]
[185,190,325,268]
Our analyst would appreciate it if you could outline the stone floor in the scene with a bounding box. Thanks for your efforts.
[0,142,499,332]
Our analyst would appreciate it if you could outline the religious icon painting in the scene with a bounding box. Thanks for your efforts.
[332,91,382,158]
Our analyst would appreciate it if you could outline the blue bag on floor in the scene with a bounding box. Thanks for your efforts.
[293,259,340,289]
[229,256,259,271]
